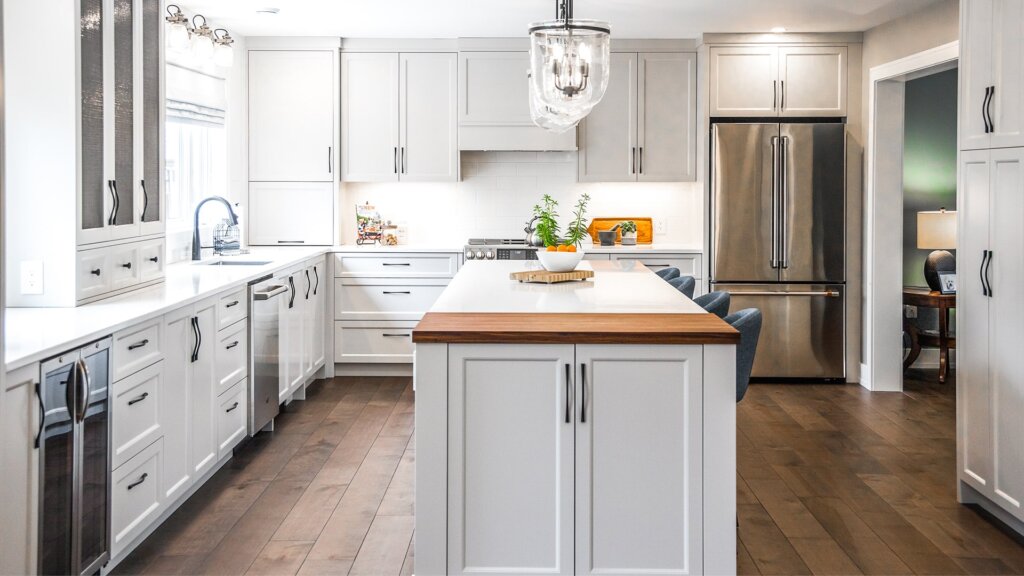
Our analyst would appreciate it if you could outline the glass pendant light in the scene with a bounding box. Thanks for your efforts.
[190,14,215,61]
[528,74,578,134]
[214,29,235,68]
[165,4,191,53]
[528,0,611,130]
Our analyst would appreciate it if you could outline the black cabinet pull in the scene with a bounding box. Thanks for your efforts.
[34,382,45,449]
[580,363,588,423]
[780,80,785,110]
[226,402,239,413]
[141,179,149,219]
[639,147,644,174]
[148,256,159,263]
[382,262,411,266]
[127,339,149,351]
[565,364,572,424]
[190,317,200,363]
[121,262,132,270]
[128,392,149,406]
[394,147,398,174]
[225,300,239,308]
[382,333,412,338]
[127,473,148,491]
[288,276,296,309]
[980,250,989,297]
[988,85,996,133]
[277,240,305,244]
[383,291,411,295]
[107,180,117,225]
[773,80,777,110]
[985,250,994,298]
[402,147,406,174]
[313,266,320,295]
[111,180,120,224]
[305,269,311,300]
[226,341,240,350]
[631,147,636,174]
[91,268,102,276]
[328,146,333,174]
[982,87,993,133]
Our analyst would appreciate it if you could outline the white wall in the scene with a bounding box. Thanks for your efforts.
[341,151,704,246]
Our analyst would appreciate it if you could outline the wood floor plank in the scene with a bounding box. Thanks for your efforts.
[245,541,314,576]
[788,537,863,575]
[348,516,415,575]
[737,503,813,575]
[377,446,415,517]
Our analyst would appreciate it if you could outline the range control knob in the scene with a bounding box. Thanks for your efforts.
[475,250,484,260]
[465,251,474,260]
[485,250,495,260]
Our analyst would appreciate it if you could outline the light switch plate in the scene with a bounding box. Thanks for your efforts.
[21,261,43,295]
[654,218,667,235]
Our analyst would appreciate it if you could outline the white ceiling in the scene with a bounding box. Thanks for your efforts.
[178,0,941,39]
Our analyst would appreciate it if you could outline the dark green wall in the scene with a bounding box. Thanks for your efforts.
[903,68,958,287]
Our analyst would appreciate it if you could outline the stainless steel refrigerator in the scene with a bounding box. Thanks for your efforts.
[711,122,846,380]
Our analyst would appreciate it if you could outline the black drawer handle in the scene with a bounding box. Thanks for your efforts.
[226,341,240,350]
[127,339,149,351]
[127,473,148,491]
[91,268,102,276]
[226,402,239,413]
[382,263,411,266]
[382,291,411,295]
[121,262,133,270]
[225,300,240,308]
[148,256,159,263]
[382,333,412,338]
[128,392,149,406]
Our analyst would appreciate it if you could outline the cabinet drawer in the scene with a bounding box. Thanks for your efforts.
[609,253,702,277]
[112,438,163,559]
[335,322,415,363]
[217,380,248,458]
[138,239,165,282]
[113,319,164,381]
[77,248,111,301]
[216,320,248,395]
[112,362,164,469]
[334,253,459,278]
[217,288,248,330]
[109,244,141,290]
[335,280,447,320]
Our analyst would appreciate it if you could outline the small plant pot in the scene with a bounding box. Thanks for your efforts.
[621,232,637,246]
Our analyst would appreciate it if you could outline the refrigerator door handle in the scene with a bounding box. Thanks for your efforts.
[770,136,780,269]
[779,136,789,269]
[726,290,841,297]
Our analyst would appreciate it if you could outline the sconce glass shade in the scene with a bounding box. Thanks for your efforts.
[214,43,234,67]
[528,17,610,130]
[165,5,191,53]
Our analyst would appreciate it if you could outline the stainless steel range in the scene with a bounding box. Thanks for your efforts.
[464,238,539,261]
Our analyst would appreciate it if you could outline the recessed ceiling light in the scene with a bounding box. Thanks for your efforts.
[256,7,280,15]
[770,26,787,33]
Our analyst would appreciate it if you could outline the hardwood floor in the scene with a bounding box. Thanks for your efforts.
[115,371,1024,576]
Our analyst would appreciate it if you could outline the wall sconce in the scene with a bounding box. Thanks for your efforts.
[214,29,235,68]
[165,4,190,53]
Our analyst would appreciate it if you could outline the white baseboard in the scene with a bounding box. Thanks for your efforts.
[859,363,871,390]
[334,363,413,378]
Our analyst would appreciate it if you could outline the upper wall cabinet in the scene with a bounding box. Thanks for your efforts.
[457,51,577,151]
[709,45,847,117]
[579,52,697,182]
[249,51,336,181]
[341,52,458,182]
[960,0,1024,151]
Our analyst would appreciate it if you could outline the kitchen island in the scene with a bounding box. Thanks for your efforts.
[413,260,739,576]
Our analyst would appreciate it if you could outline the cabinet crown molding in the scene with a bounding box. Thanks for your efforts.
[701,32,863,46]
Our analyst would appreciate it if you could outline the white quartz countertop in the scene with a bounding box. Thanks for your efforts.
[4,247,329,372]
[429,260,705,315]
[334,242,703,254]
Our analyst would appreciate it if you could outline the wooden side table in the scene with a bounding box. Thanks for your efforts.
[903,287,956,383]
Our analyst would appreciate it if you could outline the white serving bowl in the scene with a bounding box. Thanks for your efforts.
[536,249,585,272]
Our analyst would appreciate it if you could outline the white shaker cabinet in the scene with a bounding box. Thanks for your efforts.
[958,147,1024,522]
[341,52,458,182]
[248,182,334,246]
[578,52,638,182]
[959,0,1024,150]
[249,50,335,181]
[709,45,847,117]
[447,344,576,576]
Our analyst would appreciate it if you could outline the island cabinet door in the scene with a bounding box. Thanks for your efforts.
[448,344,575,576]
[575,345,704,576]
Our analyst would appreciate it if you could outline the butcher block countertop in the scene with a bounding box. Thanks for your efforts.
[412,260,739,345]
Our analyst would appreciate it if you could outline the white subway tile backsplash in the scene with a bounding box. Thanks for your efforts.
[340,151,703,246]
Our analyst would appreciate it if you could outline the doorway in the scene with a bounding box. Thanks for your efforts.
[864,41,958,392]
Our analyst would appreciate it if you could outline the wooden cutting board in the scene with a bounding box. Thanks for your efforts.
[587,217,654,244]
[510,269,595,284]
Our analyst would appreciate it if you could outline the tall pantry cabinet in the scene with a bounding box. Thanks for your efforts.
[6,0,165,307]
[957,0,1024,532]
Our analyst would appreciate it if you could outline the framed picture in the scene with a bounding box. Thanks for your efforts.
[938,272,957,294]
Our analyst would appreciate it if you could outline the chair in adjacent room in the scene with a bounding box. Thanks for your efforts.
[694,290,730,319]
[668,275,696,299]
[726,308,762,402]
[655,267,681,282]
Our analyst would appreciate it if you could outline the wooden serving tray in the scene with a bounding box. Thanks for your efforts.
[510,269,595,284]
[587,217,654,244]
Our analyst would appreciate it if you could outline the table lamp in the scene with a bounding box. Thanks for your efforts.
[918,208,957,292]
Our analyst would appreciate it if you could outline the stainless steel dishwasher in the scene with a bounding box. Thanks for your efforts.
[249,275,288,434]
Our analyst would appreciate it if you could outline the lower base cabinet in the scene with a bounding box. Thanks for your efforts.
[446,344,703,576]
[217,380,248,458]
[112,438,163,559]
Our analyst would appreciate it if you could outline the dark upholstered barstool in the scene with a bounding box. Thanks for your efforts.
[726,308,762,402]
[668,275,696,299]
[655,267,681,282]
[694,290,730,319]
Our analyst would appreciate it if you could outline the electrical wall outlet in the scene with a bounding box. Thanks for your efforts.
[904,305,918,319]
[21,261,44,295]
[654,218,667,235]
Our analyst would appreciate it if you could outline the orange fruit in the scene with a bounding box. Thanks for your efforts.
[566,245,577,252]
[546,245,557,252]
[557,245,569,252]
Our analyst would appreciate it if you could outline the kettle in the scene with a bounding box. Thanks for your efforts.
[524,216,546,247]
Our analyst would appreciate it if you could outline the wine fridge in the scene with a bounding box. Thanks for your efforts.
[37,337,112,576]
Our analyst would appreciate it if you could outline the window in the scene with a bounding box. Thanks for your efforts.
[165,117,227,227]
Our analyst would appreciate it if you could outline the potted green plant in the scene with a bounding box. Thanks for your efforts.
[531,193,591,271]
[620,220,638,245]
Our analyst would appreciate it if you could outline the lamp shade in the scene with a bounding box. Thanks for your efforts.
[917,209,957,250]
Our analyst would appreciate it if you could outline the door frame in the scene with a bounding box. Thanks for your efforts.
[863,41,958,392]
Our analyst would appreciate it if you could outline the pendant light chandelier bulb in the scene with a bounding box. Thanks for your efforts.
[165,4,191,53]
[528,76,578,134]
[214,29,235,67]
[528,0,610,131]
[190,14,215,61]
